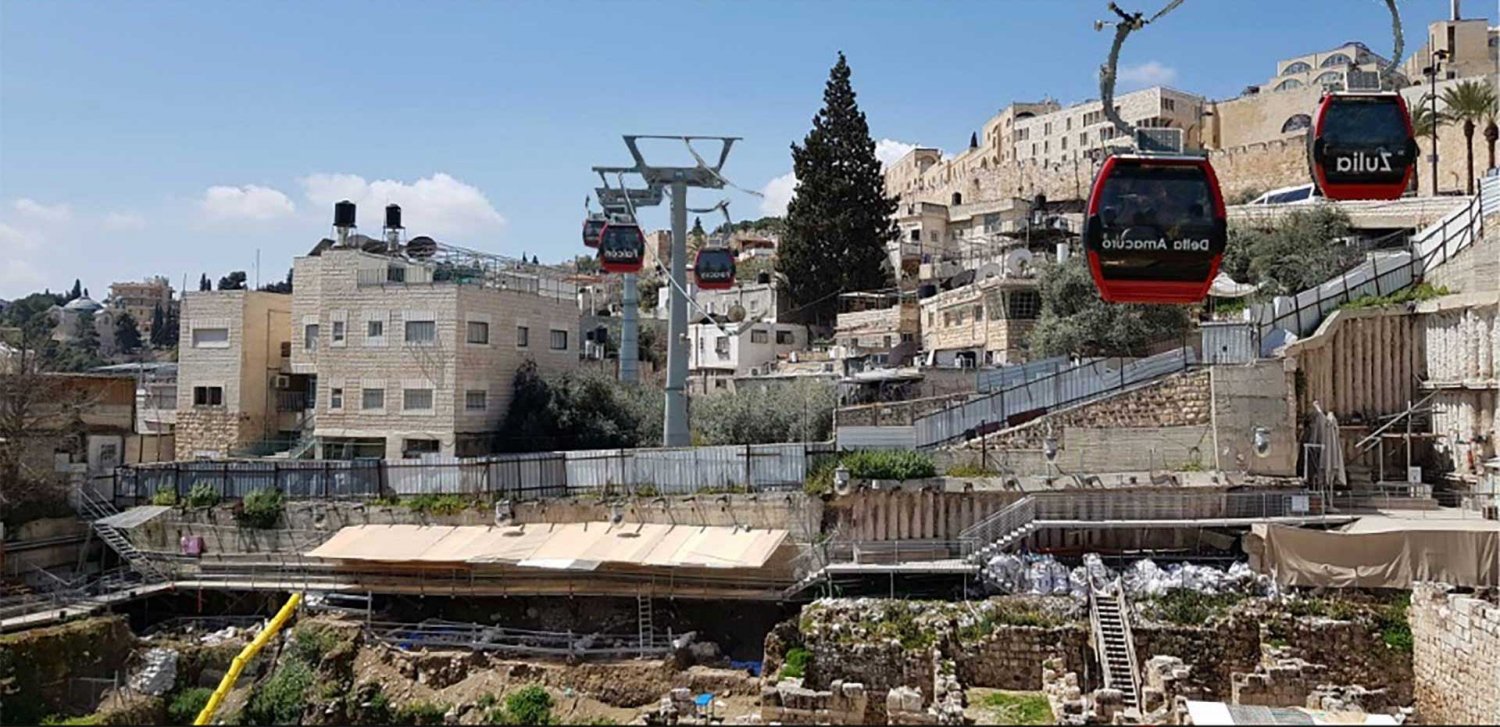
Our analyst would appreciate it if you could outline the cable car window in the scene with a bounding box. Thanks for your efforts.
[1321,100,1407,147]
[1091,164,1219,283]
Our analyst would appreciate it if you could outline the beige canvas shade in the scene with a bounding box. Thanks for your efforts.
[1250,522,1499,589]
[305,522,789,570]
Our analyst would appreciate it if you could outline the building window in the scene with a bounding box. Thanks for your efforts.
[549,329,568,350]
[402,439,439,458]
[403,388,434,412]
[1281,114,1312,133]
[776,330,794,345]
[883,335,892,348]
[367,319,384,341]
[465,390,487,411]
[1163,98,1176,111]
[404,320,436,344]
[974,304,985,321]
[361,388,384,411]
[466,321,489,345]
[331,320,345,344]
[909,229,920,241]
[192,386,223,407]
[191,327,229,348]
[715,336,730,356]
[304,324,319,351]
[1320,53,1352,68]
[1282,60,1311,75]
[1314,71,1343,89]
[1008,290,1042,320]
[901,332,915,343]
[330,388,343,410]
[1275,78,1304,92]
[517,326,529,348]
[751,329,768,344]
[951,192,963,205]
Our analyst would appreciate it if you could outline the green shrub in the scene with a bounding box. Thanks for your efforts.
[978,691,1052,725]
[781,647,811,679]
[804,459,836,496]
[945,464,999,478]
[1342,282,1451,311]
[289,623,343,665]
[1377,596,1413,653]
[151,486,179,507]
[185,482,221,508]
[1285,596,1362,622]
[242,659,314,725]
[237,488,284,529]
[485,685,555,725]
[394,700,449,726]
[1143,590,1246,625]
[840,451,936,481]
[402,494,472,516]
[39,715,103,726]
[168,687,214,725]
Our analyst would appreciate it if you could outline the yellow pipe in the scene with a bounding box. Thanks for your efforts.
[193,592,303,726]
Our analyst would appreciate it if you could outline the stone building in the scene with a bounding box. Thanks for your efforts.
[107,276,174,338]
[1401,6,1498,83]
[290,243,580,459]
[919,276,1041,367]
[687,319,808,394]
[833,292,921,373]
[173,290,292,459]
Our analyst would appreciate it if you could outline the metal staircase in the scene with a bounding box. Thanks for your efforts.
[76,487,169,582]
[636,594,654,656]
[1089,575,1141,714]
[959,496,1037,563]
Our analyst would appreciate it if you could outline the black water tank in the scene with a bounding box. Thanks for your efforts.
[385,204,402,229]
[334,200,357,227]
[595,326,609,344]
[756,271,771,285]
[918,283,938,299]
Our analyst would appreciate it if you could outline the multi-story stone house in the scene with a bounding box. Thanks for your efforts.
[687,320,808,394]
[919,276,1042,368]
[174,290,293,458]
[290,236,580,459]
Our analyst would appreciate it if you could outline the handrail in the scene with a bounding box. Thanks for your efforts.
[958,496,1036,558]
[1115,575,1143,710]
[1087,575,1113,696]
[1353,390,1439,454]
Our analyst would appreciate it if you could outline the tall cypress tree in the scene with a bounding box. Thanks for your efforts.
[777,52,897,329]
[150,303,166,348]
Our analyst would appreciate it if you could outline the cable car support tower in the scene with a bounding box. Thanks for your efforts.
[592,167,664,385]
[598,135,742,447]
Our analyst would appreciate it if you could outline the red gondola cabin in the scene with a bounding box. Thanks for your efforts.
[1308,92,1416,201]
[1083,154,1227,304]
[582,215,606,248]
[693,248,736,290]
[597,220,645,274]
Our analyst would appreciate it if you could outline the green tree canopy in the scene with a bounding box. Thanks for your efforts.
[496,361,661,452]
[114,311,143,355]
[1028,255,1192,358]
[777,52,896,328]
[1220,207,1358,297]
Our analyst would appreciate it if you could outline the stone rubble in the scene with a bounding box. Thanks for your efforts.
[128,647,178,696]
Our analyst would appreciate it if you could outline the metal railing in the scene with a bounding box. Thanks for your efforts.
[915,344,1199,449]
[365,618,674,657]
[957,490,1327,559]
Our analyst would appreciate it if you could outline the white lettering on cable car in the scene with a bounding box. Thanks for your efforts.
[1102,238,1211,252]
[601,247,638,260]
[1334,150,1395,174]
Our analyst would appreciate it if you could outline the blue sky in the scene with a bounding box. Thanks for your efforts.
[0,0,1462,299]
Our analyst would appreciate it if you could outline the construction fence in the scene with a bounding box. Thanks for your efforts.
[110,442,836,505]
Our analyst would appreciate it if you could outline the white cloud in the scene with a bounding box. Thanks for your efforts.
[12,198,72,222]
[874,139,920,168]
[103,211,146,231]
[1117,61,1178,89]
[759,172,798,217]
[300,172,505,238]
[0,222,47,291]
[200,184,296,221]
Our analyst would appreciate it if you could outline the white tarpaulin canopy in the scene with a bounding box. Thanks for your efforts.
[1209,272,1260,299]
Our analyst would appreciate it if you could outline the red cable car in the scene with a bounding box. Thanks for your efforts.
[597,220,645,274]
[1308,92,1417,201]
[1084,154,1227,304]
[582,215,606,248]
[693,247,736,290]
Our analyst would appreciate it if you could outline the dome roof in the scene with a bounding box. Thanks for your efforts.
[63,296,102,312]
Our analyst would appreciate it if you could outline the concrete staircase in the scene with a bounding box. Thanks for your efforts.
[960,497,1038,564]
[1090,576,1142,714]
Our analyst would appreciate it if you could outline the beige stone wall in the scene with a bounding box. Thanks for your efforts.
[293,249,580,456]
[1283,308,1423,425]
[835,302,919,349]
[1211,362,1298,476]
[174,407,252,459]
[1411,583,1500,725]
[919,280,1037,361]
[176,290,291,454]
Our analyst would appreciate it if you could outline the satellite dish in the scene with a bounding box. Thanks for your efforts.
[728,304,746,322]
[1004,249,1034,278]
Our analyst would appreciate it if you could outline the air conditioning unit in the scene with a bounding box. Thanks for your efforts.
[274,375,291,389]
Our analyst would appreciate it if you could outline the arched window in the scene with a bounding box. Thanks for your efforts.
[951,192,963,206]
[1315,71,1344,89]
[1281,114,1312,133]
[1282,61,1312,75]
[1320,53,1352,68]
[1275,78,1305,92]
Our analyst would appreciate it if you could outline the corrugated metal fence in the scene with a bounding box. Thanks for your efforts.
[112,443,835,504]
